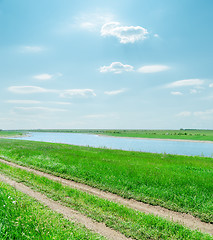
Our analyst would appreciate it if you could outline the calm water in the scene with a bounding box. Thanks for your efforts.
[10,132,213,157]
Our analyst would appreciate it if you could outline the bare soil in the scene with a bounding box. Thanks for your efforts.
[0,173,131,240]
[0,158,212,235]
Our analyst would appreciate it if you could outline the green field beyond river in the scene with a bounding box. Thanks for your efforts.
[28,129,213,141]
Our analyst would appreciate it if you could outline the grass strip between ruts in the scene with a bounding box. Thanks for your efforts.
[0,181,105,240]
[0,161,212,240]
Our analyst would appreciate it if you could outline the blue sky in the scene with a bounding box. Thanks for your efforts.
[0,0,213,130]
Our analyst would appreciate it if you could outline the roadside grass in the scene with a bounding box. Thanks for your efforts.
[29,129,213,141]
[0,162,212,240]
[0,181,105,240]
[0,139,212,223]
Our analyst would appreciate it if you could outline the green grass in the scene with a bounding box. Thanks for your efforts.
[0,162,212,240]
[0,181,105,240]
[0,139,212,223]
[0,130,23,137]
[99,129,213,141]
[28,129,213,141]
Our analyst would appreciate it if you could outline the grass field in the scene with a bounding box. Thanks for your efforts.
[0,162,212,240]
[0,130,23,137]
[0,139,212,223]
[0,181,105,240]
[28,129,213,141]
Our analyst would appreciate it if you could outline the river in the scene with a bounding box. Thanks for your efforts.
[9,132,213,157]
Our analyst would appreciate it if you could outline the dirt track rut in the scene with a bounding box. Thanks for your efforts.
[0,173,131,240]
[0,158,212,235]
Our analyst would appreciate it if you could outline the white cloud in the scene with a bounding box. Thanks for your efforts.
[8,86,54,94]
[193,109,213,119]
[48,101,71,105]
[14,107,67,113]
[176,111,191,117]
[101,22,148,44]
[6,100,41,104]
[6,100,71,106]
[60,89,96,98]
[21,45,44,53]
[100,62,134,74]
[33,73,62,81]
[74,12,114,32]
[8,86,96,99]
[154,34,159,38]
[166,79,204,88]
[171,91,183,96]
[176,109,213,120]
[80,22,96,30]
[209,83,213,88]
[104,89,126,95]
[33,74,53,80]
[138,65,169,73]
[83,113,118,119]
[84,114,107,119]
[189,89,198,94]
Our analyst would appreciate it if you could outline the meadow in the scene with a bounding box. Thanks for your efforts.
[0,162,212,240]
[0,181,105,240]
[28,129,213,141]
[0,138,212,223]
[0,130,23,137]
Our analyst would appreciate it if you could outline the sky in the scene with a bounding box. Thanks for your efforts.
[0,0,213,130]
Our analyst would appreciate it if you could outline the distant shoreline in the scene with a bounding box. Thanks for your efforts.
[97,134,213,144]
[0,134,29,139]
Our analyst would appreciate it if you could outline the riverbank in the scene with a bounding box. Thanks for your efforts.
[0,138,212,223]
[0,130,24,138]
[27,129,213,142]
[8,131,213,157]
[97,134,213,144]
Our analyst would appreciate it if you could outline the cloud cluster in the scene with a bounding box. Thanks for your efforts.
[100,62,169,74]
[138,65,169,73]
[101,22,148,44]
[8,86,96,99]
[100,62,134,74]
